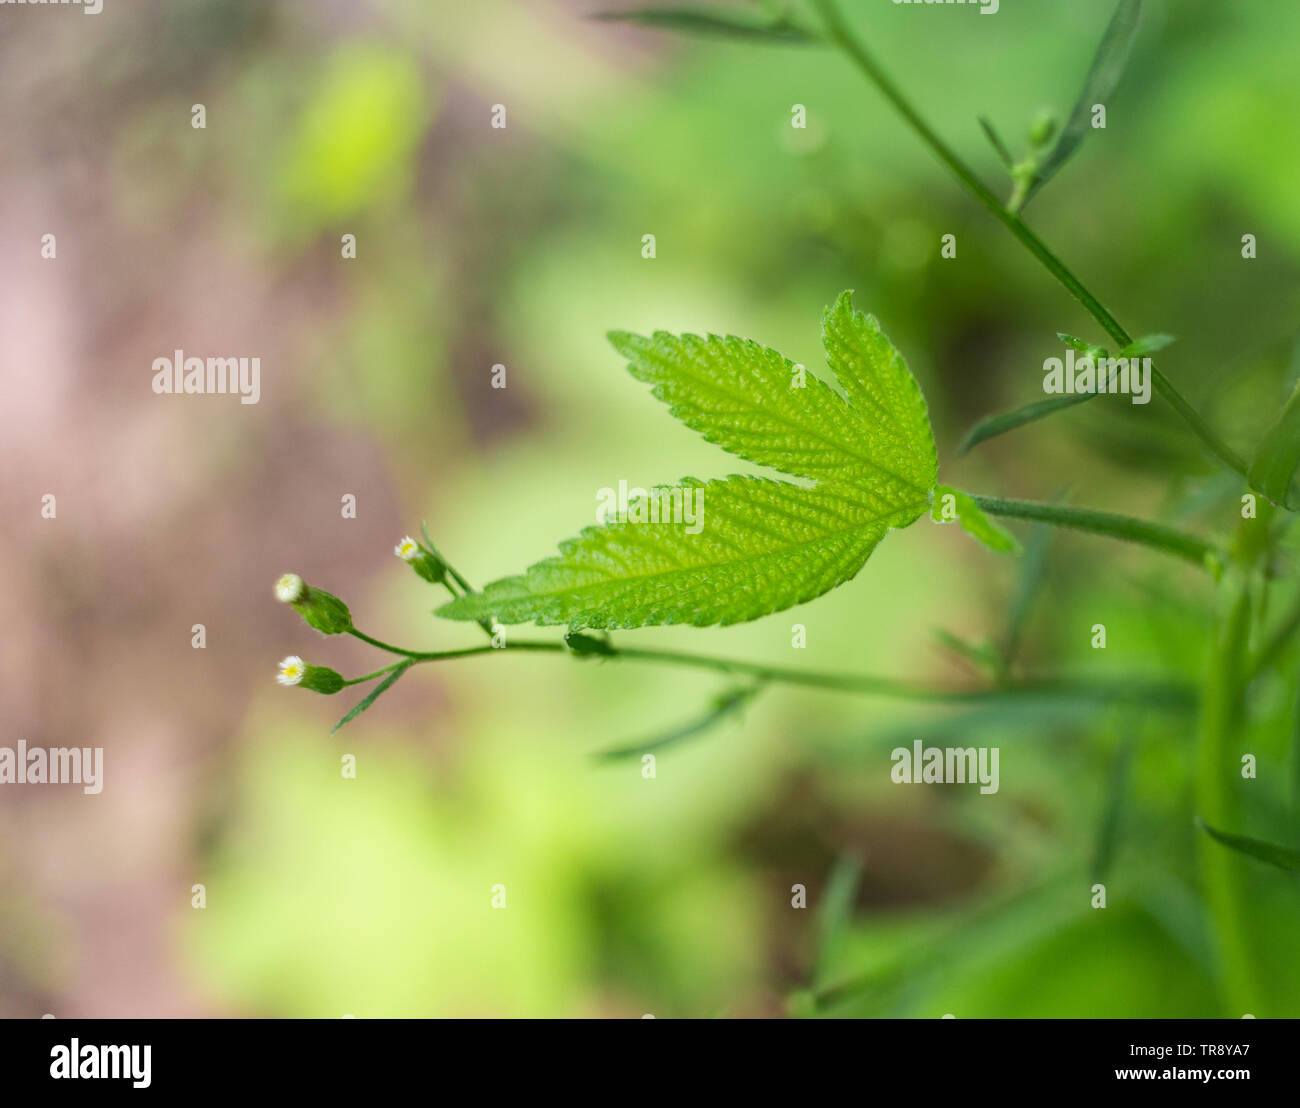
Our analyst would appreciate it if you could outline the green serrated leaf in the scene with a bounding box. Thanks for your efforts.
[591,6,820,44]
[607,291,936,499]
[1023,0,1144,208]
[931,485,1022,554]
[438,293,937,630]
[1197,819,1300,874]
[331,661,413,734]
[1247,379,1300,510]
[438,476,926,630]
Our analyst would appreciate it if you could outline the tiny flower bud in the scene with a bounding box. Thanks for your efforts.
[274,574,353,635]
[276,655,344,694]
[394,536,446,585]
[1028,110,1057,148]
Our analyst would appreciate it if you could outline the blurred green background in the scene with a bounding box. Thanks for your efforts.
[2,0,1298,1017]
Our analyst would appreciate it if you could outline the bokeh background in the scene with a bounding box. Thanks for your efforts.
[2,0,1299,1017]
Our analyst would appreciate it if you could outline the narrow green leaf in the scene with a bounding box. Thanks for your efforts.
[1197,819,1300,874]
[1293,656,1300,833]
[931,485,1021,554]
[594,683,760,761]
[1002,516,1054,666]
[977,115,1014,170]
[331,661,413,734]
[1092,728,1136,883]
[961,332,1172,454]
[958,394,1093,455]
[931,627,1002,678]
[1247,379,1300,509]
[439,293,937,630]
[1024,0,1144,207]
[592,6,820,44]
[1057,332,1100,356]
[1121,333,1176,357]
[814,852,864,981]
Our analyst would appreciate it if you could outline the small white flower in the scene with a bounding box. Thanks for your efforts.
[275,573,305,603]
[395,536,419,562]
[277,655,306,686]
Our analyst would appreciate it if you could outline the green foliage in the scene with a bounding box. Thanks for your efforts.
[595,683,760,761]
[1198,820,1300,875]
[930,485,1021,555]
[438,292,937,630]
[1248,380,1300,510]
[959,332,1175,455]
[592,5,820,45]
[332,663,412,734]
[275,44,429,235]
[1021,0,1145,208]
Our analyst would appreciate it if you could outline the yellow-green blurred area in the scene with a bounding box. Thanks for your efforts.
[3,0,1299,1017]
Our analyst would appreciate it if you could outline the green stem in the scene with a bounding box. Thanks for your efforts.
[346,628,433,658]
[808,0,1250,481]
[973,495,1220,570]
[421,523,494,635]
[1244,589,1300,684]
[346,635,1193,709]
[342,662,406,686]
[1196,578,1264,1015]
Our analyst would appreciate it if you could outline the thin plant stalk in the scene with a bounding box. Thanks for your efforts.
[808,0,1249,481]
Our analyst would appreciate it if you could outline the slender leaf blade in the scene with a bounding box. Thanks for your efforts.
[594,683,760,761]
[1092,728,1136,882]
[592,6,819,44]
[932,484,1021,554]
[331,662,413,734]
[978,115,1014,170]
[1197,819,1300,874]
[958,394,1093,455]
[1024,0,1144,207]
[1247,379,1300,509]
[1121,333,1176,358]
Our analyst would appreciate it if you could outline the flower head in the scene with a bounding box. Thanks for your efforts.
[395,535,447,585]
[272,574,352,634]
[275,655,344,694]
[275,573,305,603]
[277,655,306,686]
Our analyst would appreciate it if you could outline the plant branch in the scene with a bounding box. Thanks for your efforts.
[346,628,434,658]
[973,495,1219,570]
[345,634,1193,710]
[342,661,406,686]
[808,0,1250,481]
[1196,578,1265,1014]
